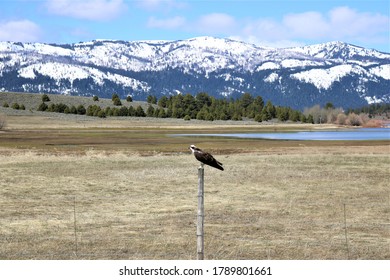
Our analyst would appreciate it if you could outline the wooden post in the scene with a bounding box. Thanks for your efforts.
[73,196,78,257]
[343,203,350,259]
[197,163,205,260]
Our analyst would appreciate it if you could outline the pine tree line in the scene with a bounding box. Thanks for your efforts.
[3,92,312,122]
[346,103,390,116]
[153,92,307,122]
[9,92,385,125]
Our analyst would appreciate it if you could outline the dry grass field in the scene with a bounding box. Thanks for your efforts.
[0,113,389,260]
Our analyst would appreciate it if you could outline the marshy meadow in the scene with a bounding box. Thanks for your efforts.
[0,109,389,260]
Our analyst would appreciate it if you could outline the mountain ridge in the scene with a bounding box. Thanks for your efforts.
[0,36,389,109]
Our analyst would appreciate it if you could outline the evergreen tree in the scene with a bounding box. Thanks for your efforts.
[290,110,301,122]
[196,92,212,109]
[70,105,77,114]
[146,105,155,117]
[183,93,197,117]
[240,93,254,110]
[135,105,146,117]
[147,95,157,104]
[196,107,208,120]
[325,102,334,110]
[112,108,120,116]
[113,98,122,106]
[254,114,262,122]
[265,101,276,118]
[158,108,167,118]
[158,96,168,108]
[119,106,129,116]
[128,106,136,116]
[97,110,106,118]
[105,106,112,116]
[253,96,264,112]
[277,107,289,121]
[112,93,119,101]
[261,108,270,121]
[232,112,242,121]
[38,102,48,111]
[87,105,96,116]
[219,112,228,120]
[77,105,86,115]
[42,94,50,102]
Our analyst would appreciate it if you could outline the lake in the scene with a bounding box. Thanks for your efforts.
[173,128,390,141]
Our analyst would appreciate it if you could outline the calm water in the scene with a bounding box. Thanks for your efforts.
[173,128,390,141]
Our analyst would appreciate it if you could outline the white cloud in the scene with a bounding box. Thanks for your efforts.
[147,13,237,35]
[138,0,162,10]
[0,20,42,42]
[282,6,389,42]
[239,6,389,48]
[242,18,287,41]
[138,0,187,11]
[327,6,389,41]
[196,13,237,34]
[283,11,330,39]
[232,36,305,49]
[45,0,126,21]
[147,16,186,29]
[145,6,388,49]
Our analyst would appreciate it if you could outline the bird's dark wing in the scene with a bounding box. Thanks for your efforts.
[196,152,224,171]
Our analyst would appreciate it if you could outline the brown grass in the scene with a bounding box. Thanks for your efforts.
[0,115,389,260]
[0,91,150,112]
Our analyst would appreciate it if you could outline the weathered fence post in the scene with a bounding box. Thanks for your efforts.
[197,163,205,260]
[343,203,350,259]
[73,196,78,258]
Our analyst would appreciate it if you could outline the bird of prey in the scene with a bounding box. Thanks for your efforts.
[189,145,224,171]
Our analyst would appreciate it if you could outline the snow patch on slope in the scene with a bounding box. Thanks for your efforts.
[369,64,390,80]
[365,96,384,104]
[291,65,365,90]
[18,63,150,90]
[264,73,279,83]
[257,62,280,70]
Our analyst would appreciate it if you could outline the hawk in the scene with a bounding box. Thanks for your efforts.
[189,145,224,171]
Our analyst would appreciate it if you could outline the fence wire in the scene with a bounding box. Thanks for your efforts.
[1,195,389,260]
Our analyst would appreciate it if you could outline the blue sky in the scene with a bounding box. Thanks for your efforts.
[0,0,389,52]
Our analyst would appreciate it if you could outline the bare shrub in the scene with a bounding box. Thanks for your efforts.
[359,113,370,125]
[303,105,327,124]
[336,113,348,125]
[327,108,344,124]
[364,119,383,128]
[346,112,363,126]
[304,105,345,124]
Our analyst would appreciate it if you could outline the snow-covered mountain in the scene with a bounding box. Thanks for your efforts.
[0,36,389,109]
